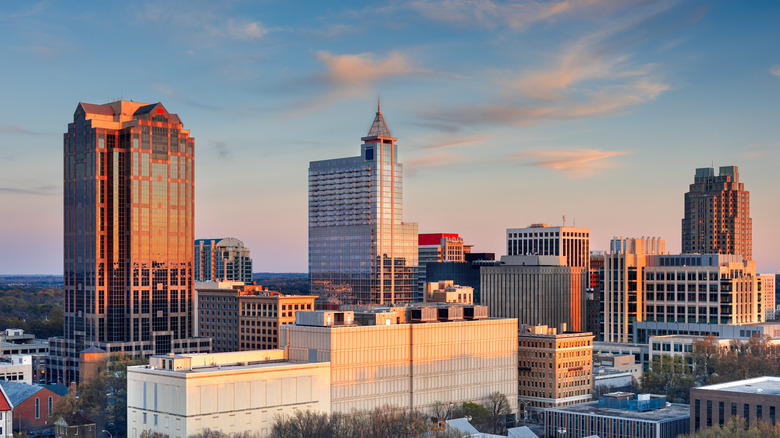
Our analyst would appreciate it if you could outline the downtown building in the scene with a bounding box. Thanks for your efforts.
[308,103,417,306]
[506,224,590,270]
[682,165,751,260]
[603,237,759,344]
[50,101,210,385]
[194,237,253,283]
[417,233,468,301]
[127,308,518,438]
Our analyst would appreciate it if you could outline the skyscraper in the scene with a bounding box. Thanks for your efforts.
[50,101,210,384]
[506,224,591,270]
[194,237,253,283]
[308,102,418,305]
[417,233,467,301]
[682,166,752,259]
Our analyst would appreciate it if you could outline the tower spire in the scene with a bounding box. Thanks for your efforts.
[377,96,381,114]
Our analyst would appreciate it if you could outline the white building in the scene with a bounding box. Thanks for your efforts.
[506,224,590,270]
[0,356,33,384]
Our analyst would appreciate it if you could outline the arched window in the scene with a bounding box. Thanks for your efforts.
[35,397,40,419]
[49,396,53,416]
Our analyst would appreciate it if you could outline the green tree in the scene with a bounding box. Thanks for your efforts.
[641,355,695,403]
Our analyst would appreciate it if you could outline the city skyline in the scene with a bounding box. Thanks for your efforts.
[1,1,780,274]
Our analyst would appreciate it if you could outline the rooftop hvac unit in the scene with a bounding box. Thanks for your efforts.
[409,306,438,323]
[463,305,488,320]
[437,306,464,322]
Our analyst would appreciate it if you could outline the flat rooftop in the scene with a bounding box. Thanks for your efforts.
[546,401,690,422]
[695,377,780,395]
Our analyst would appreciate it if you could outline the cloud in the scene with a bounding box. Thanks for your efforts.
[405,150,468,175]
[316,51,428,85]
[209,140,231,159]
[771,66,780,77]
[511,148,629,178]
[0,124,47,135]
[418,135,492,150]
[0,186,59,196]
[152,83,220,111]
[227,20,268,40]
[407,0,638,30]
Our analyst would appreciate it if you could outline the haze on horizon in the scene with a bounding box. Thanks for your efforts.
[1,1,779,275]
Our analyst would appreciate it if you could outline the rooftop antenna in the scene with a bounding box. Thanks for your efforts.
[377,95,381,114]
[562,215,566,227]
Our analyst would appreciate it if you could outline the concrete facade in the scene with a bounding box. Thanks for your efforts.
[424,280,474,304]
[506,224,590,270]
[759,274,776,321]
[127,350,330,438]
[481,256,587,332]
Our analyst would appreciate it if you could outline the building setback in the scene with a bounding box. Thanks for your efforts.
[194,238,253,283]
[52,100,210,385]
[309,102,417,306]
[682,165,752,260]
[481,255,587,332]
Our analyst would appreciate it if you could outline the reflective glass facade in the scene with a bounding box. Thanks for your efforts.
[309,106,418,305]
[54,101,210,384]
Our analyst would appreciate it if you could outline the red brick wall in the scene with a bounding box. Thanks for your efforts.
[14,388,60,431]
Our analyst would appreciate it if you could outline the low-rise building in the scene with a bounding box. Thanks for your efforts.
[0,385,12,438]
[545,392,690,438]
[128,307,518,438]
[517,325,593,412]
[1,329,48,383]
[54,414,97,438]
[0,356,33,384]
[690,376,780,433]
[0,381,63,434]
[424,280,474,304]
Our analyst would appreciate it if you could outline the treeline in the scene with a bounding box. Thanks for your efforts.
[682,416,780,437]
[642,335,780,403]
[0,286,64,338]
[253,277,310,295]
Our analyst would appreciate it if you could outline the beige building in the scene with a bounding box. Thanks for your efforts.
[424,280,474,304]
[0,355,33,384]
[127,308,518,438]
[481,255,587,331]
[759,274,776,321]
[196,282,315,351]
[690,376,780,433]
[517,325,593,413]
[417,233,468,300]
[127,350,329,438]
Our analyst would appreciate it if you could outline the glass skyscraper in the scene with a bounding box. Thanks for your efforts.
[309,103,418,306]
[51,101,210,384]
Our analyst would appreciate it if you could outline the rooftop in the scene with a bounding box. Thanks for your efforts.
[546,399,689,422]
[694,376,780,395]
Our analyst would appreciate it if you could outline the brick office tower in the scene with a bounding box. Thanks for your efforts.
[51,101,210,385]
[682,166,752,260]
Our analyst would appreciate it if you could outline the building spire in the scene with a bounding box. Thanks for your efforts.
[363,98,395,140]
[377,96,381,114]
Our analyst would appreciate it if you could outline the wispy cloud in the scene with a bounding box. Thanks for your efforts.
[407,0,638,30]
[0,185,59,196]
[417,135,492,150]
[209,140,231,159]
[226,19,268,40]
[511,148,629,178]
[316,51,428,85]
[152,83,220,111]
[771,66,780,77]
[406,150,469,175]
[0,124,47,135]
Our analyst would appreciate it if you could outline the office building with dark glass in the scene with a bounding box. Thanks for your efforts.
[308,103,418,305]
[50,101,210,384]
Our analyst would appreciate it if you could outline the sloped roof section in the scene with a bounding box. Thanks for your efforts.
[133,103,162,115]
[362,99,396,141]
[0,381,43,406]
[0,384,13,410]
[79,103,114,116]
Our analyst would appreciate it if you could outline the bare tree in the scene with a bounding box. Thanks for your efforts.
[484,392,511,434]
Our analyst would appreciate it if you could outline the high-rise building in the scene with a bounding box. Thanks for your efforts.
[506,224,590,270]
[308,103,418,306]
[758,274,776,321]
[194,237,253,283]
[682,166,752,260]
[417,233,467,301]
[604,237,760,344]
[51,101,210,385]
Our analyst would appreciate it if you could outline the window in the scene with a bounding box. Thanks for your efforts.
[49,396,53,416]
[35,397,40,419]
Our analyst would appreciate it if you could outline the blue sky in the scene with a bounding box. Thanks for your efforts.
[1,0,779,274]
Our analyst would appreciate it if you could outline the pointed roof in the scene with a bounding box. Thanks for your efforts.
[0,384,13,411]
[361,98,396,141]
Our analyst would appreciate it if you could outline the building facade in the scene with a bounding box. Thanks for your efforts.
[690,377,780,433]
[54,100,210,384]
[196,283,315,352]
[545,393,690,438]
[309,103,418,306]
[506,224,590,270]
[758,274,776,321]
[417,233,467,301]
[0,385,11,438]
[481,255,587,331]
[0,381,61,434]
[682,165,751,260]
[423,280,473,304]
[194,238,253,283]
[517,325,593,412]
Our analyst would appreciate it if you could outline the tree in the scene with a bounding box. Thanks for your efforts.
[484,392,510,434]
[641,355,695,403]
[682,416,780,437]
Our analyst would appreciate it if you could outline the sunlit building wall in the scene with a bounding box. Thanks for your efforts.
[194,238,253,283]
[53,101,210,385]
[309,104,418,306]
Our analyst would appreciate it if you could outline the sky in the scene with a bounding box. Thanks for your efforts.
[1,0,779,275]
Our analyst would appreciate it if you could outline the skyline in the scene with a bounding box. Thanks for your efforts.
[1,1,780,274]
